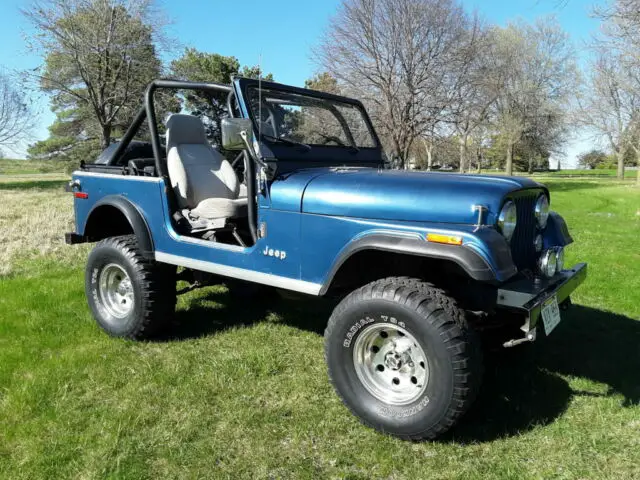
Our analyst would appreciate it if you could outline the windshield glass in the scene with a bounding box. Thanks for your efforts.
[246,87,376,149]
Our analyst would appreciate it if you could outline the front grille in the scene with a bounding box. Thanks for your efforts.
[510,193,539,272]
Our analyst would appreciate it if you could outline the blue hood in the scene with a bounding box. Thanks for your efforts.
[270,168,545,225]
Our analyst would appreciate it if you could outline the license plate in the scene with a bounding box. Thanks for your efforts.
[541,296,561,335]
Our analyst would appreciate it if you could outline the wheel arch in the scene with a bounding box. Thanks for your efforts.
[83,196,154,258]
[320,233,503,296]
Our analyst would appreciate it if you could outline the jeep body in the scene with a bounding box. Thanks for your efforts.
[66,78,587,439]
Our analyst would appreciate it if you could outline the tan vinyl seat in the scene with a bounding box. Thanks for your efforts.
[166,114,247,229]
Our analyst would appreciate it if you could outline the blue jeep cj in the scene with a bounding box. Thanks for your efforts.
[66,78,587,440]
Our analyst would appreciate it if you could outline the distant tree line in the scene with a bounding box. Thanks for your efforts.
[14,0,640,182]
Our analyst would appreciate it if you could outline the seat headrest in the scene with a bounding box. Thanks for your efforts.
[166,114,207,145]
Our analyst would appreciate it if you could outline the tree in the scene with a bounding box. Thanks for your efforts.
[577,149,608,169]
[317,0,482,169]
[24,0,167,150]
[577,52,639,179]
[0,72,36,150]
[594,0,640,182]
[305,72,340,94]
[170,48,272,150]
[487,19,576,175]
[447,22,495,173]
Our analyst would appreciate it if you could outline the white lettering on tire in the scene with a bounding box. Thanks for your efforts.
[378,395,430,418]
[343,314,406,348]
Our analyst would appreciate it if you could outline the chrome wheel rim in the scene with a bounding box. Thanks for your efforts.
[98,264,135,320]
[353,323,429,405]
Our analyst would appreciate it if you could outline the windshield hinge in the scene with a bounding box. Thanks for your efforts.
[472,204,489,232]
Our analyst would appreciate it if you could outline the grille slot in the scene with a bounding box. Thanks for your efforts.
[510,193,539,271]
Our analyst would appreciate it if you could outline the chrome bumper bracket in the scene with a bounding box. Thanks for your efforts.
[496,262,588,337]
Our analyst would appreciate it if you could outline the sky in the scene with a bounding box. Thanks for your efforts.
[0,0,604,165]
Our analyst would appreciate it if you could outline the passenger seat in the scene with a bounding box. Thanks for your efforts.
[166,114,248,231]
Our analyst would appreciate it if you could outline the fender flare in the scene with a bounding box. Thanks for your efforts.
[319,232,517,295]
[85,195,154,258]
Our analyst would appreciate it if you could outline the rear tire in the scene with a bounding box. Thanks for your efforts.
[324,277,482,440]
[85,235,176,339]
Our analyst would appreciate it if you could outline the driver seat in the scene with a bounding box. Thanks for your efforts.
[166,114,247,231]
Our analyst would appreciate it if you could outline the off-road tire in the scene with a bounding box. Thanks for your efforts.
[324,277,482,440]
[85,235,176,339]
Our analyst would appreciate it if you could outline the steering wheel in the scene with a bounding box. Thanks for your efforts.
[227,91,239,118]
[230,151,246,183]
[313,131,347,146]
[258,108,277,137]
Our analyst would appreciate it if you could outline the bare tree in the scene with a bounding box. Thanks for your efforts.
[23,0,167,149]
[317,0,480,169]
[448,27,496,173]
[487,19,575,175]
[594,0,640,182]
[578,53,639,180]
[0,72,36,150]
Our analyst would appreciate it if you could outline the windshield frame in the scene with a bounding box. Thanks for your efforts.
[235,78,382,153]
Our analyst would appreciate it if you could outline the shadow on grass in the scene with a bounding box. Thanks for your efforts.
[162,293,639,443]
[445,305,640,442]
[0,180,68,190]
[159,287,333,342]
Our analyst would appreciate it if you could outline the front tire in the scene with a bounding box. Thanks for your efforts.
[85,235,176,339]
[324,277,482,440]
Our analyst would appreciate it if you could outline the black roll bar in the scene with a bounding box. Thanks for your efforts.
[226,90,236,118]
[107,106,147,166]
[106,79,265,242]
[106,79,260,243]
[143,80,232,179]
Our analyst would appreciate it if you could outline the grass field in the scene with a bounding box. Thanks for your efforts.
[0,169,639,479]
[531,169,640,180]
[480,168,639,179]
[0,159,68,175]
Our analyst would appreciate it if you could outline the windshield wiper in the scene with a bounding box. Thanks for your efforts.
[262,134,311,152]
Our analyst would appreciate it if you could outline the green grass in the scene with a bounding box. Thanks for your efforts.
[0,158,68,175]
[0,177,639,479]
[532,169,639,179]
[0,178,69,190]
[477,168,639,179]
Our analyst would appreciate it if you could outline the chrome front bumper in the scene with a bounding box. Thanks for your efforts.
[496,263,588,344]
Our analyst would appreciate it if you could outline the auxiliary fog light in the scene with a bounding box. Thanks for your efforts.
[555,246,565,272]
[538,249,558,278]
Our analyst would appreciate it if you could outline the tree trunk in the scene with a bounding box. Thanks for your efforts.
[422,137,433,171]
[505,141,514,176]
[616,150,625,180]
[459,136,468,173]
[101,124,112,150]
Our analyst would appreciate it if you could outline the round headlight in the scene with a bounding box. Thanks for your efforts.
[538,249,557,278]
[555,246,565,272]
[497,201,517,241]
[534,234,543,252]
[535,195,550,229]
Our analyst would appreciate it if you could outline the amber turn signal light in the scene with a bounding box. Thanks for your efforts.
[426,233,463,246]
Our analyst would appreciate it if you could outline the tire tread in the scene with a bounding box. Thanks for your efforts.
[324,276,482,440]
[89,235,176,339]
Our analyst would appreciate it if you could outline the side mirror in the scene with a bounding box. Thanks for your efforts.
[221,117,253,150]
